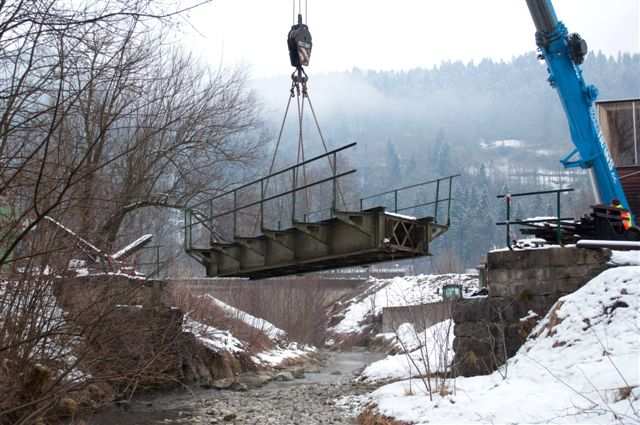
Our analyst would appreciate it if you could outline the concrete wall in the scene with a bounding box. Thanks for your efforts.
[167,277,365,308]
[382,301,453,333]
[453,247,610,377]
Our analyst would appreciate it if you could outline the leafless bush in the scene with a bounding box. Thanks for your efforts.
[0,0,265,422]
[168,285,272,353]
[213,278,331,346]
[431,248,464,274]
[387,295,456,401]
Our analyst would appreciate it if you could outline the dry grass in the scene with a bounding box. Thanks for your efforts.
[168,285,273,353]
[530,301,565,339]
[358,406,412,425]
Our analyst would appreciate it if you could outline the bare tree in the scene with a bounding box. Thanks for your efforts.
[0,1,268,423]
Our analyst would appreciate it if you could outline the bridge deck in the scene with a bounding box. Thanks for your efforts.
[187,207,448,279]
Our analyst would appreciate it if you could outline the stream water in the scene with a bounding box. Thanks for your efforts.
[87,350,384,425]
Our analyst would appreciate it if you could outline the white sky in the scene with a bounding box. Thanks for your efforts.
[182,0,640,78]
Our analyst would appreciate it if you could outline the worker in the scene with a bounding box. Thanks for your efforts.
[611,199,632,231]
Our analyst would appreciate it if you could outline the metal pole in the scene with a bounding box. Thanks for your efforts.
[360,198,363,211]
[447,177,453,226]
[633,101,638,165]
[556,190,562,245]
[292,168,297,223]
[156,246,160,277]
[332,152,337,215]
[233,191,238,237]
[260,179,265,230]
[394,191,398,213]
[434,179,441,223]
[184,209,189,249]
[506,195,512,250]
[209,199,214,242]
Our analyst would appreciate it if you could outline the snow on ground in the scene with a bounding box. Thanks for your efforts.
[610,250,640,266]
[252,342,316,367]
[182,316,245,353]
[358,267,640,424]
[361,320,454,383]
[202,295,286,340]
[111,234,153,260]
[330,274,479,335]
[186,298,315,368]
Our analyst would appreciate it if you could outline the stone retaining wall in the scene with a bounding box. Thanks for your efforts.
[453,247,610,377]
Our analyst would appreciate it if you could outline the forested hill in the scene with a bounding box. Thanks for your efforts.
[251,52,640,268]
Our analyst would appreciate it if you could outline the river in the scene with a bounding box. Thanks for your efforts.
[87,350,384,425]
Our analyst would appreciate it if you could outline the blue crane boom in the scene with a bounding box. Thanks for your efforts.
[525,0,631,212]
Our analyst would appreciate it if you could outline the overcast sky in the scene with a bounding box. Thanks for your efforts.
[182,0,639,78]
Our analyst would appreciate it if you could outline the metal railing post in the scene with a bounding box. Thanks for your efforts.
[360,198,363,211]
[332,152,337,215]
[434,179,441,223]
[506,194,512,250]
[233,191,238,238]
[291,168,297,224]
[447,176,453,225]
[184,209,189,249]
[209,199,214,242]
[394,190,398,213]
[260,179,265,230]
[556,191,562,245]
[156,245,160,277]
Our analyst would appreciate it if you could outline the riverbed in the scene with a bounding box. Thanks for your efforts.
[87,350,384,425]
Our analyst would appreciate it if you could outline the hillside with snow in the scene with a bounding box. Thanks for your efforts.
[328,274,479,340]
[351,265,640,424]
[183,294,315,368]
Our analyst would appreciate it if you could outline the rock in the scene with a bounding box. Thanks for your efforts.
[238,373,272,388]
[273,371,294,382]
[330,370,342,375]
[231,382,249,392]
[305,364,321,374]
[212,378,234,390]
[291,367,305,379]
[223,413,237,421]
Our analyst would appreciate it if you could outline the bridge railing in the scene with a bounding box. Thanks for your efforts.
[184,143,357,249]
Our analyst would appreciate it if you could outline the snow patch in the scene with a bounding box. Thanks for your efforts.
[182,317,245,353]
[359,267,640,424]
[361,320,454,383]
[202,295,286,340]
[610,250,640,266]
[330,274,478,335]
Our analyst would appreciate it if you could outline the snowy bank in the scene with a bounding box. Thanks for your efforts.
[361,320,454,383]
[329,274,479,336]
[357,266,640,424]
[202,294,287,341]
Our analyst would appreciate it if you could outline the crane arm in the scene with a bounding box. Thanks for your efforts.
[525,0,630,211]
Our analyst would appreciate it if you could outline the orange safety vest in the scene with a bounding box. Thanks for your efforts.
[615,205,632,230]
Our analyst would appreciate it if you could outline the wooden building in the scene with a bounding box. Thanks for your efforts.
[597,98,640,215]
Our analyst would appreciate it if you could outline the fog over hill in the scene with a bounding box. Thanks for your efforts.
[249,52,640,267]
